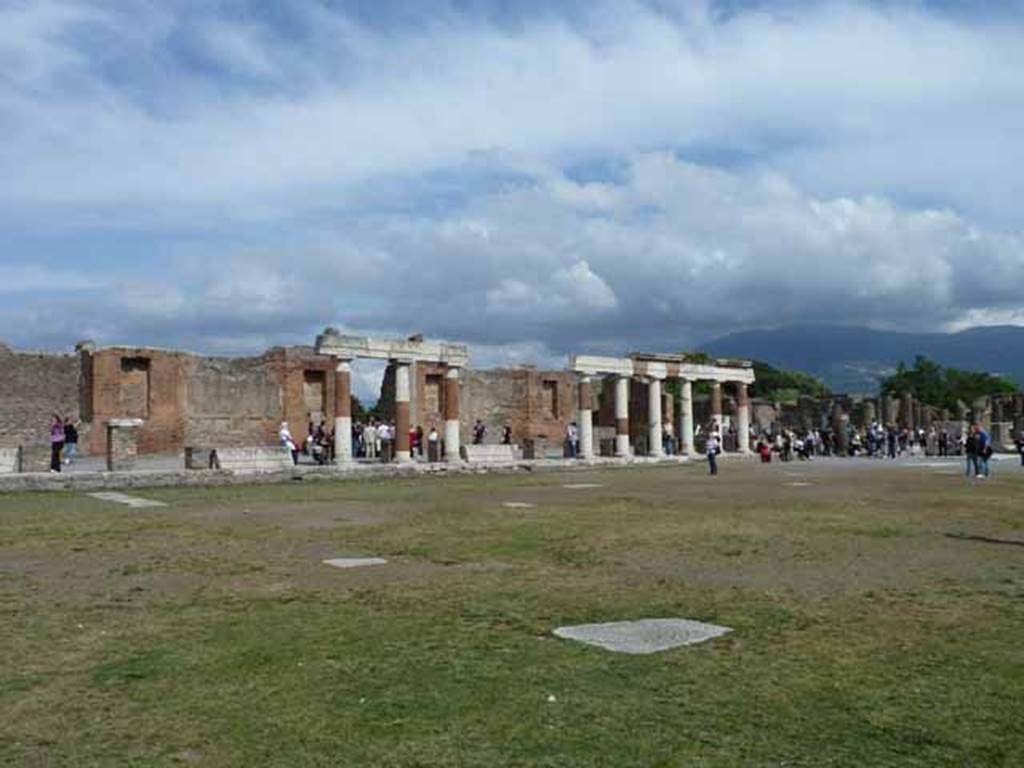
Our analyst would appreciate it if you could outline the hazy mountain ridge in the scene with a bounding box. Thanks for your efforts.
[703,325,1024,394]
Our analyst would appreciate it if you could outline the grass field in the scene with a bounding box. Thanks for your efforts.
[2,459,1023,766]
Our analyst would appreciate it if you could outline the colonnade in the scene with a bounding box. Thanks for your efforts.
[315,329,469,465]
[571,354,756,460]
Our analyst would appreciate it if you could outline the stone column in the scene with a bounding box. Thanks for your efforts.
[578,375,594,460]
[647,377,663,458]
[615,374,630,458]
[394,361,412,463]
[902,392,915,430]
[1014,395,1024,437]
[333,360,353,464]
[106,418,143,472]
[679,378,695,457]
[710,381,723,428]
[863,398,877,425]
[736,382,751,455]
[444,366,461,462]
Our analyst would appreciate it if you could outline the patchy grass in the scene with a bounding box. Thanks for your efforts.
[2,461,1023,766]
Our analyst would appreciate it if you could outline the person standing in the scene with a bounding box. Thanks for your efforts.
[964,427,979,478]
[62,417,79,466]
[565,422,579,458]
[49,414,65,473]
[364,421,378,459]
[427,425,440,462]
[472,419,486,445]
[279,421,298,465]
[976,424,992,478]
[706,431,720,476]
[501,424,512,445]
[1016,431,1024,467]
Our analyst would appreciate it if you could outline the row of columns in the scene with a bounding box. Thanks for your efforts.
[333,360,462,464]
[578,375,751,458]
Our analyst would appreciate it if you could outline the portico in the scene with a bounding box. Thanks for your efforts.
[315,329,469,464]
[569,352,756,459]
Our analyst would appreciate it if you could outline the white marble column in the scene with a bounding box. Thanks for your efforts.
[615,374,631,458]
[679,378,695,457]
[444,366,461,462]
[736,382,751,455]
[394,361,412,463]
[333,359,353,464]
[578,375,594,460]
[647,377,663,457]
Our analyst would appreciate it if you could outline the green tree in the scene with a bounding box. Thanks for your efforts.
[881,356,1015,411]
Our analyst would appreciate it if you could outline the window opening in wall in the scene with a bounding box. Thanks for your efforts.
[542,380,559,419]
[119,356,150,419]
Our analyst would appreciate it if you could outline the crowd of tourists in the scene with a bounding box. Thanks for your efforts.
[744,421,1016,479]
[278,418,448,465]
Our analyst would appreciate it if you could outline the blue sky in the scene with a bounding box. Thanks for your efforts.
[2,0,1024,393]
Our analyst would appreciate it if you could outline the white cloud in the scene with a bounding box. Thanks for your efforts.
[1,1,1023,356]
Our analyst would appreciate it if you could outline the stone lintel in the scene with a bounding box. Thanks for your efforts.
[315,329,469,367]
[570,354,755,385]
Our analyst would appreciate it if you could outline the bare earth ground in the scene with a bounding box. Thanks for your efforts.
[1,458,1023,766]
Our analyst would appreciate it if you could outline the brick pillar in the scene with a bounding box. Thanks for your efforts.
[710,381,723,429]
[444,366,461,462]
[736,382,751,455]
[578,375,594,460]
[106,419,143,472]
[394,361,412,463]
[334,360,352,464]
[615,374,630,458]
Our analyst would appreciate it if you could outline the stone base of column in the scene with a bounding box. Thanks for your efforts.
[444,420,461,461]
[394,450,413,463]
[334,416,352,463]
[615,435,630,458]
[106,419,144,472]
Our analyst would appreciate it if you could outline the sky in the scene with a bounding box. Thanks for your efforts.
[2,0,1024,396]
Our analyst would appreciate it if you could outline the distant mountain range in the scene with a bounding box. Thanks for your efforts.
[703,325,1024,394]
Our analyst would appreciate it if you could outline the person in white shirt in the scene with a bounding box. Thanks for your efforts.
[427,426,439,462]
[706,433,720,476]
[279,422,298,465]
[364,422,378,459]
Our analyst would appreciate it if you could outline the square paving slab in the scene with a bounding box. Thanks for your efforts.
[87,492,167,508]
[562,483,604,489]
[323,557,388,569]
[554,618,732,654]
[502,502,536,509]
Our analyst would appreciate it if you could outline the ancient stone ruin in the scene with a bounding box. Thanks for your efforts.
[2,329,1022,473]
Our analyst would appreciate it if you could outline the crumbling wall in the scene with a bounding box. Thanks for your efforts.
[0,344,82,449]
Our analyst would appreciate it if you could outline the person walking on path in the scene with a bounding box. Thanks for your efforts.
[62,417,79,466]
[1016,432,1024,467]
[706,432,720,476]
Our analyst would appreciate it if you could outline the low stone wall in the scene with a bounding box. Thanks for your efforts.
[0,454,692,494]
[0,447,21,475]
[460,444,518,463]
[209,447,295,473]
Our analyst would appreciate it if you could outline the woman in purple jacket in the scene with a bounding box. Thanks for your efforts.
[49,414,65,473]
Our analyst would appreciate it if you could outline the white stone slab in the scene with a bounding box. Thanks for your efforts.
[554,618,731,655]
[562,483,604,489]
[323,557,388,569]
[87,492,167,508]
[502,502,536,509]
[786,482,813,487]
